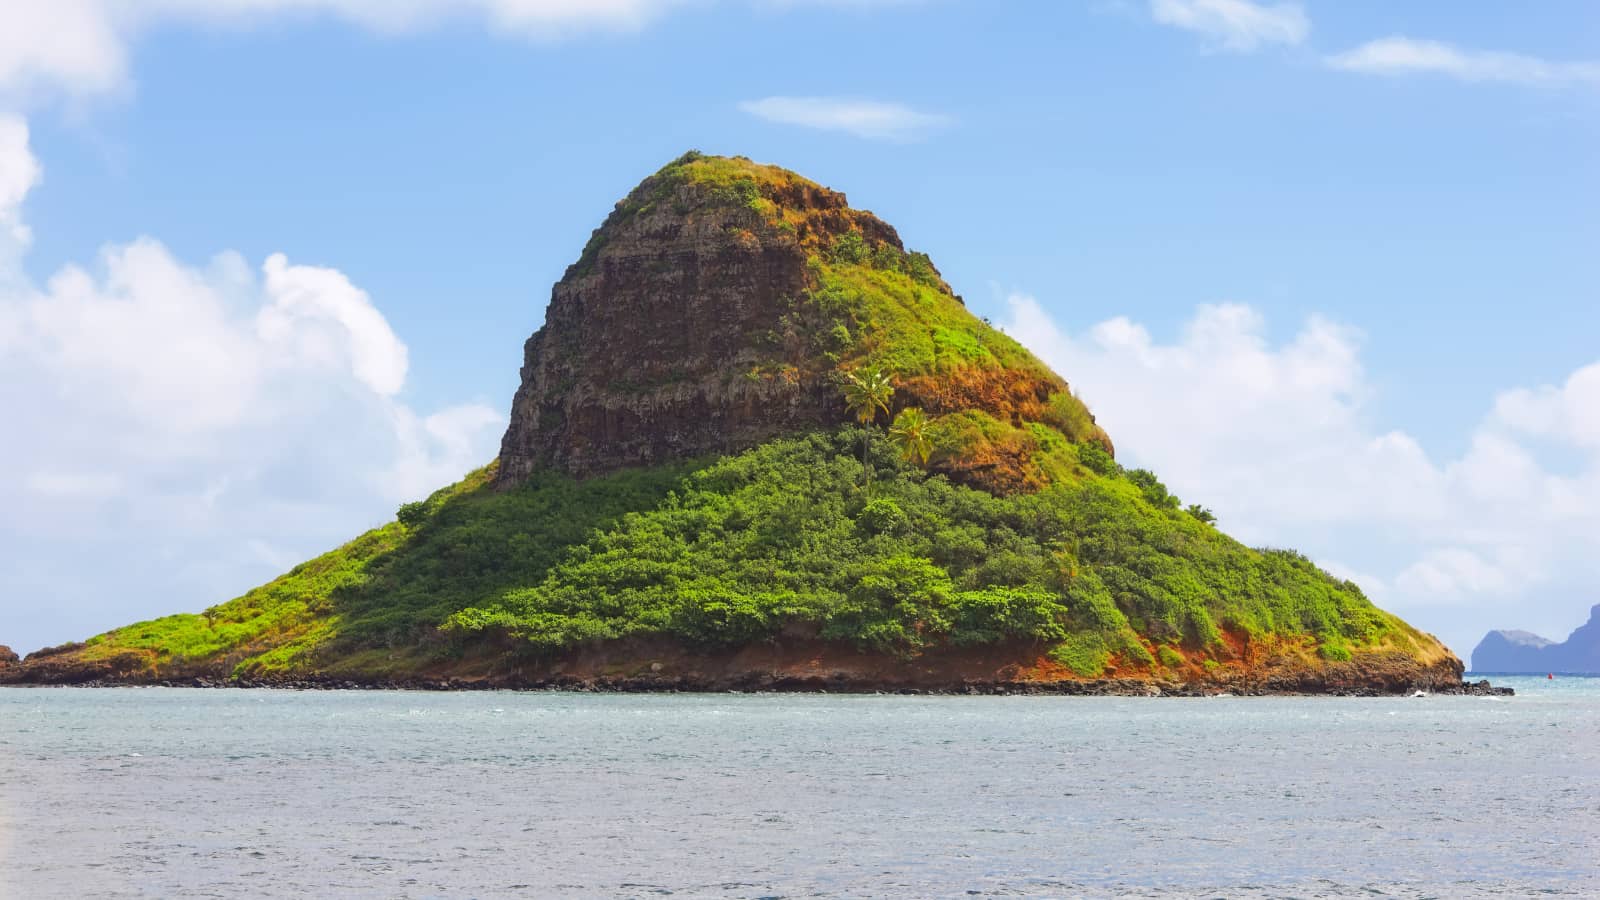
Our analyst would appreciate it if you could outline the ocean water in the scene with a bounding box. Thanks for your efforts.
[1,678,1596,899]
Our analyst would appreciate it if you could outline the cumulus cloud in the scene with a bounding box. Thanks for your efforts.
[1327,37,1600,88]
[1003,294,1600,657]
[0,1,129,98]
[739,96,952,141]
[1149,0,1308,52]
[1493,362,1600,448]
[0,119,503,653]
[259,252,409,397]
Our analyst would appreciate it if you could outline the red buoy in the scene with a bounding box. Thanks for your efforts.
[1548,673,1555,680]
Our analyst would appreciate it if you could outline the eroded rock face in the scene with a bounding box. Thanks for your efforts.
[0,645,18,666]
[493,153,1088,487]
[497,162,908,483]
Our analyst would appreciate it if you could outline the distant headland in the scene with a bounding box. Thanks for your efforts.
[1472,604,1600,675]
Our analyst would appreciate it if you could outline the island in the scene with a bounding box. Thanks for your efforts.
[2,153,1503,696]
[1472,604,1600,674]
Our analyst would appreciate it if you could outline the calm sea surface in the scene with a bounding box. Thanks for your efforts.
[2,677,1597,898]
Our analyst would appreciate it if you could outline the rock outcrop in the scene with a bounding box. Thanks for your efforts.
[0,645,17,667]
[496,151,1087,484]
[1472,604,1600,674]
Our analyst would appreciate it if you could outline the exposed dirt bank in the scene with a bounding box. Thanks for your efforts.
[0,637,1510,696]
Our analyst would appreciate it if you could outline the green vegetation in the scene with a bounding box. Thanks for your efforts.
[1042,391,1098,444]
[572,151,821,275]
[840,367,895,475]
[445,427,1410,667]
[889,407,933,468]
[78,461,695,676]
[805,256,1048,380]
[74,426,1422,680]
[840,368,895,425]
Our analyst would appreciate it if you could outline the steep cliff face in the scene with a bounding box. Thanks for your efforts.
[497,152,1099,486]
[1472,604,1600,674]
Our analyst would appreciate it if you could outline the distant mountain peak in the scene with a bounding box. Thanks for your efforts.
[1485,630,1554,648]
[1471,604,1600,674]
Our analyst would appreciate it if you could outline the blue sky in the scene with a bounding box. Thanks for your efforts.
[1,0,1597,658]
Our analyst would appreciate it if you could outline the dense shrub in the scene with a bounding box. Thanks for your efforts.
[1042,391,1096,444]
[1077,443,1118,478]
[396,501,428,529]
[439,430,1404,670]
[857,498,909,535]
[80,427,1411,678]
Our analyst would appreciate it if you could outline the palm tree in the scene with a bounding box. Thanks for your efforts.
[839,368,895,473]
[888,407,932,469]
[841,368,894,426]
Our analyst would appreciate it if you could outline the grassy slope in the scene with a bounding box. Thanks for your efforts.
[73,429,1437,681]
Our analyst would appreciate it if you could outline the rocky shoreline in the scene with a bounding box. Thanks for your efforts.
[0,670,1513,697]
[2,633,1508,696]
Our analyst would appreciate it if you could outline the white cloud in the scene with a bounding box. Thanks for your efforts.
[259,252,409,397]
[1395,548,1515,599]
[739,96,952,141]
[0,115,39,261]
[1003,294,1600,658]
[0,0,688,96]
[1492,362,1600,449]
[0,0,925,100]
[1327,37,1600,88]
[24,470,123,498]
[384,403,509,501]
[0,120,504,654]
[0,1,128,99]
[155,0,690,36]
[1149,0,1308,52]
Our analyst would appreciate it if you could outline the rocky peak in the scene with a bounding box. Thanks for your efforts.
[496,151,1103,487]
[1471,603,1600,674]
